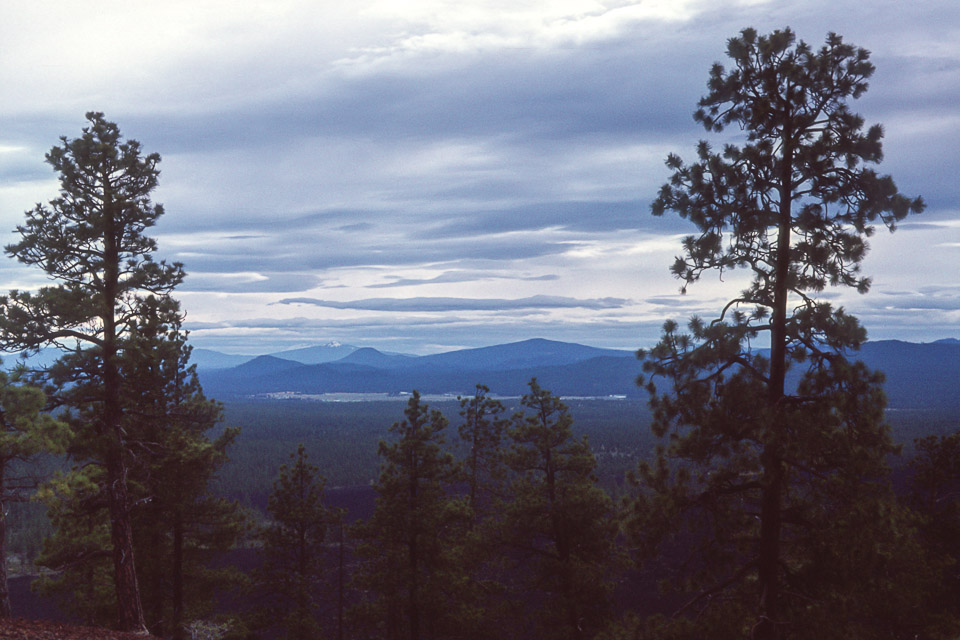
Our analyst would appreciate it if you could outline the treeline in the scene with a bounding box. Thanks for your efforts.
[211,397,650,508]
[7,375,960,639]
[246,380,619,639]
[226,380,960,640]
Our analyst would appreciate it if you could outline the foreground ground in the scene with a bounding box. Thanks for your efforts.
[0,618,159,639]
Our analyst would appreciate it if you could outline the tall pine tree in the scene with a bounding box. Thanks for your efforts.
[501,379,616,640]
[352,392,471,640]
[122,297,246,639]
[457,384,507,521]
[35,297,246,637]
[627,28,924,639]
[0,112,183,631]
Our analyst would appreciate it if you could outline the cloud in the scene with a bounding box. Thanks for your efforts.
[180,272,323,293]
[868,289,960,312]
[645,295,704,308]
[367,270,560,288]
[276,294,632,312]
[183,311,658,355]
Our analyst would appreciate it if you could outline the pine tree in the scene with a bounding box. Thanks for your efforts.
[501,379,616,640]
[352,392,471,640]
[257,444,331,640]
[627,28,924,639]
[0,112,183,631]
[34,298,246,637]
[457,384,508,521]
[454,385,511,639]
[121,297,246,639]
[0,367,69,617]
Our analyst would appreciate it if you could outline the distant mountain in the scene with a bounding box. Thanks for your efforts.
[189,342,362,370]
[233,355,304,376]
[406,338,633,371]
[6,337,959,411]
[190,338,630,372]
[270,342,359,365]
[197,338,641,399]
[194,337,960,412]
[854,340,960,411]
[336,347,415,368]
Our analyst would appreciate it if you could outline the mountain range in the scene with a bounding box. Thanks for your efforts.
[193,338,960,411]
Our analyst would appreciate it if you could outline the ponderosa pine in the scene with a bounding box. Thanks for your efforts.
[628,28,923,639]
[351,392,471,640]
[502,379,616,640]
[34,297,245,638]
[0,112,183,632]
[257,444,331,640]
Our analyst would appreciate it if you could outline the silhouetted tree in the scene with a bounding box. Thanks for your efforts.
[454,385,512,638]
[457,384,508,521]
[0,112,183,631]
[122,298,246,639]
[628,28,923,639]
[257,444,331,640]
[35,299,246,637]
[501,379,616,640]
[352,392,472,640]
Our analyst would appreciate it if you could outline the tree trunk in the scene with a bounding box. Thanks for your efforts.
[337,516,345,640]
[106,452,147,633]
[102,183,147,633]
[0,463,10,619]
[172,508,184,640]
[408,476,420,640]
[755,139,794,640]
[147,504,164,636]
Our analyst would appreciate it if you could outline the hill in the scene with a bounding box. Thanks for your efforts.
[198,338,639,399]
[195,337,959,411]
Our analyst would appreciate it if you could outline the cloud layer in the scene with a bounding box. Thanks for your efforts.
[277,295,632,312]
[1,0,957,353]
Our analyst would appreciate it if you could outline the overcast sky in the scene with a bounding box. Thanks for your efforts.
[1,0,957,354]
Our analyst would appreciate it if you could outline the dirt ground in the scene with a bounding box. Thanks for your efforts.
[0,618,160,639]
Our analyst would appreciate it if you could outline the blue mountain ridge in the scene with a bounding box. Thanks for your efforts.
[194,338,959,411]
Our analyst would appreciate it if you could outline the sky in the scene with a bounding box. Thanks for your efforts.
[0,0,957,355]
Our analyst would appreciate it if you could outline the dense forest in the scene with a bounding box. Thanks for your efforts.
[0,26,958,640]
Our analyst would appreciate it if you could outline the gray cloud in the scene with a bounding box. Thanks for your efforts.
[180,272,323,294]
[183,312,656,355]
[3,1,957,353]
[868,292,960,312]
[276,295,632,313]
[645,295,705,308]
[367,270,559,289]
[161,220,579,275]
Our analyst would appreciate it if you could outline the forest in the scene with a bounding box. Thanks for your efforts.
[0,26,957,640]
